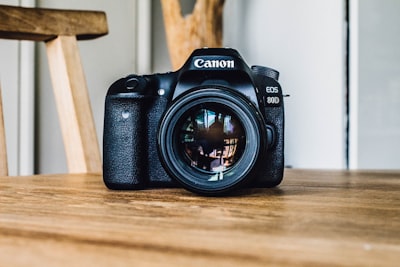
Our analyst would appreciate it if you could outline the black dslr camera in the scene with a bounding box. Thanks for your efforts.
[103,48,284,195]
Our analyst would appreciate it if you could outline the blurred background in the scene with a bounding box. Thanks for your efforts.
[0,0,399,175]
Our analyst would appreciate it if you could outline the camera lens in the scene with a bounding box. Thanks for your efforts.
[158,87,266,195]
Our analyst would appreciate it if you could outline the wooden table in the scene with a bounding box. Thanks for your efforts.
[1,169,399,266]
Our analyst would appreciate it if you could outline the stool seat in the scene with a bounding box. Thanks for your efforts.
[0,5,107,41]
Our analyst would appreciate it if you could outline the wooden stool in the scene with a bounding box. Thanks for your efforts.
[0,5,108,175]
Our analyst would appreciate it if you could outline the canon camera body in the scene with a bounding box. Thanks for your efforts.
[103,48,285,195]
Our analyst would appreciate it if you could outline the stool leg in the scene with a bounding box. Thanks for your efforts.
[45,35,102,174]
[0,84,8,176]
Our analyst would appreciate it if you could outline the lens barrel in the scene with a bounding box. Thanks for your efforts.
[158,86,266,195]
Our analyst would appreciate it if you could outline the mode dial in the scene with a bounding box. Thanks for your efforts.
[251,65,280,81]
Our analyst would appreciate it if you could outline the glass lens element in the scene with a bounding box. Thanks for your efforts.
[177,105,246,177]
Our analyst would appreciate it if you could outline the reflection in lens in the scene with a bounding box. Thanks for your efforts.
[177,105,246,178]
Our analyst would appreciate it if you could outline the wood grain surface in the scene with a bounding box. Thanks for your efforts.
[0,5,108,41]
[161,0,225,69]
[1,169,399,266]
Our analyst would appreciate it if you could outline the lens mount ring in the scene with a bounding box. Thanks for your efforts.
[158,86,266,195]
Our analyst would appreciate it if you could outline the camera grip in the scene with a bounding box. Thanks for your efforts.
[103,96,150,189]
[252,74,285,187]
[259,107,284,187]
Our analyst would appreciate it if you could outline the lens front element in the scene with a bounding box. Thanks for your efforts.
[178,105,245,181]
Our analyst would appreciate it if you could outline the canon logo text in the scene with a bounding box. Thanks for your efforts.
[194,59,235,69]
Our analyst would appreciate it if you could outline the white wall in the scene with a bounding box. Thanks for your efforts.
[0,0,348,173]
[350,0,400,169]
[3,0,398,173]
[153,0,347,169]
[0,0,35,175]
[0,27,19,175]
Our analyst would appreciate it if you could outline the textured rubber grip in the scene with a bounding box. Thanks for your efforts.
[103,96,149,189]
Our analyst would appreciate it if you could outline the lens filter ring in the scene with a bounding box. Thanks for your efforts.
[158,86,265,195]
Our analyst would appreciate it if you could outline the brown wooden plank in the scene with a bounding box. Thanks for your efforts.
[0,5,108,42]
[45,35,102,174]
[0,170,400,266]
